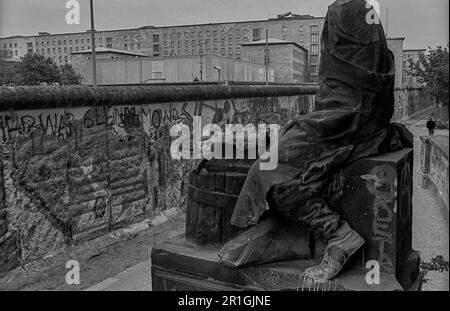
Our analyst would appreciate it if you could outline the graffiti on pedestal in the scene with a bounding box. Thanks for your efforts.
[361,164,397,273]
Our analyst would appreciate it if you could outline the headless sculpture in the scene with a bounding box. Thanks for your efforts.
[226,0,413,282]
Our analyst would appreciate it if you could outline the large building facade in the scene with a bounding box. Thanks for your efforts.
[0,13,421,87]
[242,38,308,83]
[0,14,325,82]
[70,49,275,85]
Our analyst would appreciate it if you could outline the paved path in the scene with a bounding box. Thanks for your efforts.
[407,116,449,291]
[85,259,153,291]
[88,111,449,291]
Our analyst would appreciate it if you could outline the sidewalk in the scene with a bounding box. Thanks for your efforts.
[406,115,449,291]
[0,212,185,291]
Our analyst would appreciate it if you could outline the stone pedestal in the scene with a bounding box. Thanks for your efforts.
[152,237,422,291]
[332,148,418,289]
[151,148,422,291]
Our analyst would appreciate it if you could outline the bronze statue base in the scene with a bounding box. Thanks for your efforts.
[152,148,422,291]
[151,237,422,291]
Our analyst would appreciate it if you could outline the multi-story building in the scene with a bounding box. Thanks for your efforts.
[0,13,420,86]
[402,49,426,87]
[242,38,308,83]
[70,48,275,85]
[0,13,325,82]
[386,37,406,89]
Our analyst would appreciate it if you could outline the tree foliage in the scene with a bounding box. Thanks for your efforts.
[60,63,82,85]
[409,45,449,106]
[18,53,62,85]
[0,53,83,86]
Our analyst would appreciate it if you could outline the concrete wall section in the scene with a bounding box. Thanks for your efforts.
[387,38,405,89]
[0,85,315,272]
[420,135,449,223]
[392,88,434,121]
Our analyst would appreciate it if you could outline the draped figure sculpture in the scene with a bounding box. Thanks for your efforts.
[229,0,413,282]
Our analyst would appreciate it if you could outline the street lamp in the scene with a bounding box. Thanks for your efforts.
[214,66,222,83]
[90,0,97,87]
[264,29,270,85]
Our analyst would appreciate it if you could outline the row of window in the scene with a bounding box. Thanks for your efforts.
[34,37,108,47]
[162,28,251,40]
[310,55,319,64]
[3,37,113,49]
[161,37,249,49]
[310,65,319,75]
[3,43,18,49]
[162,46,241,57]
[155,25,320,42]
[124,43,141,51]
[2,50,17,57]
[123,35,141,41]
[297,25,320,33]
[35,45,92,55]
[2,23,321,52]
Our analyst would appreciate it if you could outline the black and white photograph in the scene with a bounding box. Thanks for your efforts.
[0,0,448,299]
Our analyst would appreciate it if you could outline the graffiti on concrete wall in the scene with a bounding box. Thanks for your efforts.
[392,88,433,122]
[0,94,313,267]
[361,164,397,273]
[430,146,449,207]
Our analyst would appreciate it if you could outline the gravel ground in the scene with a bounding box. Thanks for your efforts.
[0,213,185,291]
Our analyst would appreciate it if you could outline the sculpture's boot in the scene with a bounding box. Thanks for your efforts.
[296,198,365,283]
[303,221,365,283]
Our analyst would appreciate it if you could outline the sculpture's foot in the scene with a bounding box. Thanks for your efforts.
[304,222,365,283]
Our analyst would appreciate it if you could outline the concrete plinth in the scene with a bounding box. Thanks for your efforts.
[151,148,422,291]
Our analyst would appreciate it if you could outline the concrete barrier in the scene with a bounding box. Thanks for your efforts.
[420,135,449,223]
[0,83,429,275]
[0,84,317,273]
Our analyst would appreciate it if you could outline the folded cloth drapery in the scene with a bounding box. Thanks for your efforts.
[231,0,412,228]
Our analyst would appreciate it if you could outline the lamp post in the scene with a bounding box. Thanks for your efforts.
[214,66,222,83]
[90,0,97,87]
[264,29,270,85]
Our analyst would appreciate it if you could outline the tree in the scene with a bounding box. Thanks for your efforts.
[409,45,449,106]
[60,63,82,85]
[0,52,82,86]
[17,53,61,85]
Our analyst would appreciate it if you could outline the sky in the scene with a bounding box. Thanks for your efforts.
[0,0,448,50]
